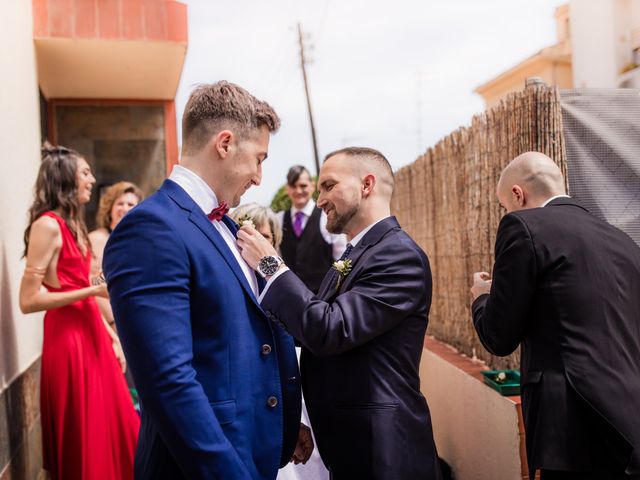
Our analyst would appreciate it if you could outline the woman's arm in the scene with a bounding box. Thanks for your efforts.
[96,296,115,325]
[100,313,127,372]
[20,216,107,314]
[88,228,125,371]
[89,228,108,278]
[89,229,117,327]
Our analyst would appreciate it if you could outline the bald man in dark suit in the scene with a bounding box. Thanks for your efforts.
[471,152,640,480]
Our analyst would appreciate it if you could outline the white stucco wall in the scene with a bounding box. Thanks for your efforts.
[0,0,44,391]
[632,0,640,48]
[420,348,522,480]
[570,0,634,87]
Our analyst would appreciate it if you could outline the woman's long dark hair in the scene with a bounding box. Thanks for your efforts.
[23,142,90,257]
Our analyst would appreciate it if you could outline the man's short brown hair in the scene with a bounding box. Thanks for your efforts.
[324,147,394,185]
[182,81,281,154]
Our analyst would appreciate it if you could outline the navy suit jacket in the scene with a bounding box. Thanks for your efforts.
[103,180,301,480]
[262,216,441,480]
[473,198,640,476]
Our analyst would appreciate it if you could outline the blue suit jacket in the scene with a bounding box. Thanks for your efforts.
[103,180,301,480]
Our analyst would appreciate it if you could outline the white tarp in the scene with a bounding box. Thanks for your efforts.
[561,88,640,246]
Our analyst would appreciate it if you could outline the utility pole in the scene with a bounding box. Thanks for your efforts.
[297,22,321,176]
[416,70,423,156]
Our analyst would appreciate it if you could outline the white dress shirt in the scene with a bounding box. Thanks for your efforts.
[541,194,571,207]
[169,165,259,297]
[276,201,348,261]
[348,216,388,247]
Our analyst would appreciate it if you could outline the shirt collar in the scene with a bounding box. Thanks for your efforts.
[169,165,220,215]
[349,216,389,247]
[291,200,315,217]
[541,194,571,208]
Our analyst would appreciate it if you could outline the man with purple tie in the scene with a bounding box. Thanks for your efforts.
[278,165,346,293]
[103,81,306,479]
[239,148,442,479]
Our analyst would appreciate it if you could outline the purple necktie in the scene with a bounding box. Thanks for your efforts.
[293,211,305,237]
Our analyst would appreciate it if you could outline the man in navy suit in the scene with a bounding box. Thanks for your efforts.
[103,81,307,479]
[471,152,640,480]
[238,147,441,479]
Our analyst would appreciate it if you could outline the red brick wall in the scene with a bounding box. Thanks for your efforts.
[32,0,187,43]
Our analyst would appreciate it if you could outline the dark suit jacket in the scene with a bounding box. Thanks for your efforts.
[263,216,441,480]
[103,180,301,480]
[472,197,640,476]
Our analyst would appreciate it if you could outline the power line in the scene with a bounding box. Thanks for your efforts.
[416,70,424,156]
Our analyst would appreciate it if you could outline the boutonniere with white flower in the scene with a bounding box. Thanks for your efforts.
[237,215,255,229]
[332,259,352,290]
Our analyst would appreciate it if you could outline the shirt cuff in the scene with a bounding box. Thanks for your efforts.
[258,266,289,303]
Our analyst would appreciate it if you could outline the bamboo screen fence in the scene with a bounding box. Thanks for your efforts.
[391,84,567,369]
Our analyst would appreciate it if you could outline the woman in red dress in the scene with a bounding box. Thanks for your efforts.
[19,143,139,479]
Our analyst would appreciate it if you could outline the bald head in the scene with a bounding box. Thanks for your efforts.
[497,152,566,213]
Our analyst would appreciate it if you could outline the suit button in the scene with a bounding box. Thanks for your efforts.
[267,396,278,408]
[261,344,272,355]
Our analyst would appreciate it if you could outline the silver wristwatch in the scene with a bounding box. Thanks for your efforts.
[257,255,284,278]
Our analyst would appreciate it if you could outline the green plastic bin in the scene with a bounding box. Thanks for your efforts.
[481,369,521,396]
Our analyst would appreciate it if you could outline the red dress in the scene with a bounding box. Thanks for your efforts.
[40,212,139,479]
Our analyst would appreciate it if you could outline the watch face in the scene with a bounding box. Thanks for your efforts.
[259,256,280,276]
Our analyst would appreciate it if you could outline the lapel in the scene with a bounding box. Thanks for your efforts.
[317,267,339,299]
[318,216,402,300]
[222,214,266,293]
[161,180,262,310]
[221,214,238,234]
[222,214,268,293]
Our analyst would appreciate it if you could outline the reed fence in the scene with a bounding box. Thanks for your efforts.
[391,84,567,369]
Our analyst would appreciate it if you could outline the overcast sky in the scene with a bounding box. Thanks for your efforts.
[175,0,567,206]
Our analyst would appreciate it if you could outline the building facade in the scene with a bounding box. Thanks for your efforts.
[476,1,640,108]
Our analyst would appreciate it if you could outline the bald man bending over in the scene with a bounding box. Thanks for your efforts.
[471,152,640,480]
[238,147,442,479]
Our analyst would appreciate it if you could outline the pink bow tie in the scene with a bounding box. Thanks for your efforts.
[207,202,229,221]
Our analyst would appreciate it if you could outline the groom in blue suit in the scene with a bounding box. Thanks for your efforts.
[103,82,305,479]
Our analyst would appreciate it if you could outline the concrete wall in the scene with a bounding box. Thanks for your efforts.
[633,1,640,48]
[420,339,525,480]
[0,0,44,394]
[0,1,45,478]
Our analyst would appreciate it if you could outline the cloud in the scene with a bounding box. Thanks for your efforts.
[177,0,566,205]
